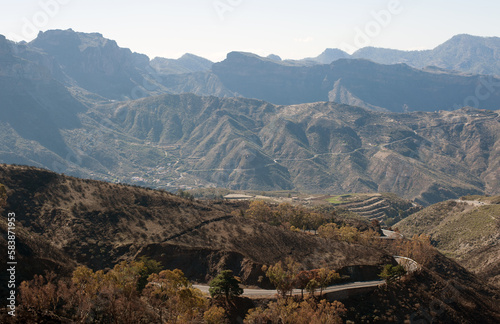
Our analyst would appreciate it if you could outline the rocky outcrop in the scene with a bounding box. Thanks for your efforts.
[29,29,154,100]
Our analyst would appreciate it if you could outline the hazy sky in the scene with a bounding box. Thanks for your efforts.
[1,0,499,62]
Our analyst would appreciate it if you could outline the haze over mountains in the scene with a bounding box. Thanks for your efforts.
[0,29,499,205]
[4,29,500,110]
[306,34,500,76]
[212,52,500,110]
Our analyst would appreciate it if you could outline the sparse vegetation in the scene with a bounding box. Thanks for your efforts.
[243,200,382,236]
[395,196,500,287]
[244,298,347,324]
[318,223,379,246]
[1,166,500,323]
[379,264,407,283]
[0,183,6,205]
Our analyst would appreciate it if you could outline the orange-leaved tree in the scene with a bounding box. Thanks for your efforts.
[143,269,206,323]
[263,257,300,298]
[244,297,347,324]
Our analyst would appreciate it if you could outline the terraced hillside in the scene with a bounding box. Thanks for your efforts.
[334,195,390,220]
[325,193,421,224]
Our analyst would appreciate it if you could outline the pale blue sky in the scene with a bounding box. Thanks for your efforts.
[1,0,499,62]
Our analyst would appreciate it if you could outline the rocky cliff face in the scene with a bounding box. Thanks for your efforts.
[29,29,154,100]
[7,31,500,112]
[0,34,87,157]
[0,35,12,57]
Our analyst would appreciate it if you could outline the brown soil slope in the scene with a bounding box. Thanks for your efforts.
[396,196,500,287]
[0,164,389,286]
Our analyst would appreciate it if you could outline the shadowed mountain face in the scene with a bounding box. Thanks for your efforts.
[24,29,217,100]
[0,35,85,157]
[5,30,500,112]
[29,29,155,100]
[212,52,500,111]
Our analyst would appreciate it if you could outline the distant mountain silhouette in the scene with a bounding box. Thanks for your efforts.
[8,30,500,112]
[150,53,213,75]
[308,34,500,76]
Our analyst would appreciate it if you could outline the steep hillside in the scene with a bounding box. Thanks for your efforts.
[28,29,159,100]
[0,34,87,159]
[0,89,498,204]
[0,164,390,285]
[25,29,221,100]
[395,196,500,287]
[99,95,499,204]
[0,165,499,323]
[1,166,499,323]
[343,253,500,323]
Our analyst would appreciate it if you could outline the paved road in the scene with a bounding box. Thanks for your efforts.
[193,280,383,297]
[394,256,420,273]
[381,229,404,239]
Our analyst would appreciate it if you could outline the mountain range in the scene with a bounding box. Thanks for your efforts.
[345,34,500,76]
[235,34,500,77]
[211,52,500,110]
[1,89,498,205]
[3,30,500,111]
[0,29,500,204]
[1,28,500,322]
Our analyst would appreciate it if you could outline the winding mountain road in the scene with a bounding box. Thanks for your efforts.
[193,280,383,297]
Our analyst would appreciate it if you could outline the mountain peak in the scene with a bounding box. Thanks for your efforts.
[0,34,13,56]
[150,53,213,75]
[313,48,350,64]
[33,29,113,52]
[439,34,500,48]
[267,54,282,61]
